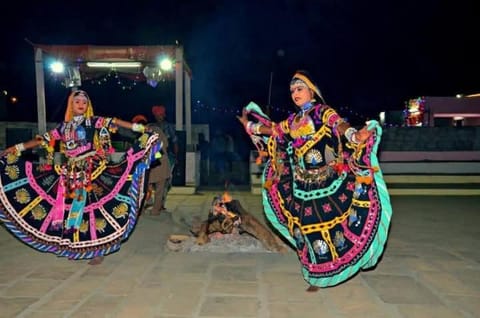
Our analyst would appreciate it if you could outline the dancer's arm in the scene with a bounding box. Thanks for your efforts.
[113,118,148,133]
[236,108,273,135]
[1,136,44,157]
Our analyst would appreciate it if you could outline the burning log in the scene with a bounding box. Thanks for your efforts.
[192,193,288,253]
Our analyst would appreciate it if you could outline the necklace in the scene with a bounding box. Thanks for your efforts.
[73,115,85,126]
[299,102,314,117]
[64,116,86,149]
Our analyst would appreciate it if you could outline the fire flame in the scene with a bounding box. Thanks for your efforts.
[222,192,232,203]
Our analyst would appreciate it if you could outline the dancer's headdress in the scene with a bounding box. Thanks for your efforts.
[64,90,94,122]
[290,71,326,104]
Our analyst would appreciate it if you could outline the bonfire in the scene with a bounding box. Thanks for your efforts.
[188,192,288,253]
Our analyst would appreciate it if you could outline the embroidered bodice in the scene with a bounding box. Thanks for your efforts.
[48,116,117,158]
[278,104,341,171]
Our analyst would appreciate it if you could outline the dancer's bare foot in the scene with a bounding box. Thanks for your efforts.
[306,285,320,292]
[88,256,104,265]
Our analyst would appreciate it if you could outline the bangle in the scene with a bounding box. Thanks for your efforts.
[15,143,25,153]
[245,121,262,135]
[132,123,145,133]
[253,123,262,134]
[352,133,359,143]
[245,121,253,134]
[344,127,358,143]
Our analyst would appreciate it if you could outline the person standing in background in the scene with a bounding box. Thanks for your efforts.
[144,128,170,215]
[210,129,227,185]
[149,105,178,210]
[197,132,210,185]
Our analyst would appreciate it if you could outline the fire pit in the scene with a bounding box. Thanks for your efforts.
[166,193,288,253]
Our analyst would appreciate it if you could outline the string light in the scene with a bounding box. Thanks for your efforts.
[47,68,368,123]
[193,100,368,123]
[80,70,140,90]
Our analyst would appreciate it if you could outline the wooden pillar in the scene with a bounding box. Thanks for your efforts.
[184,69,192,146]
[34,47,47,134]
[175,46,184,131]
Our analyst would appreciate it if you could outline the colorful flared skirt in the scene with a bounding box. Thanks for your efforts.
[262,121,392,287]
[0,134,161,260]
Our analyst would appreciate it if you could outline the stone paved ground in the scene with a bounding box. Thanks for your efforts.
[1,192,479,318]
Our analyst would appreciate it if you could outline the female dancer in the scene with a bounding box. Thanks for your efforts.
[0,90,161,265]
[237,70,392,291]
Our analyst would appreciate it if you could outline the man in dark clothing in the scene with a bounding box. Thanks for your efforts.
[148,105,179,210]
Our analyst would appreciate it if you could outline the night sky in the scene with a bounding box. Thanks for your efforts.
[0,0,478,127]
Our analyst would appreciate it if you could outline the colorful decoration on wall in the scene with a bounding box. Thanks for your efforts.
[404,97,425,127]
